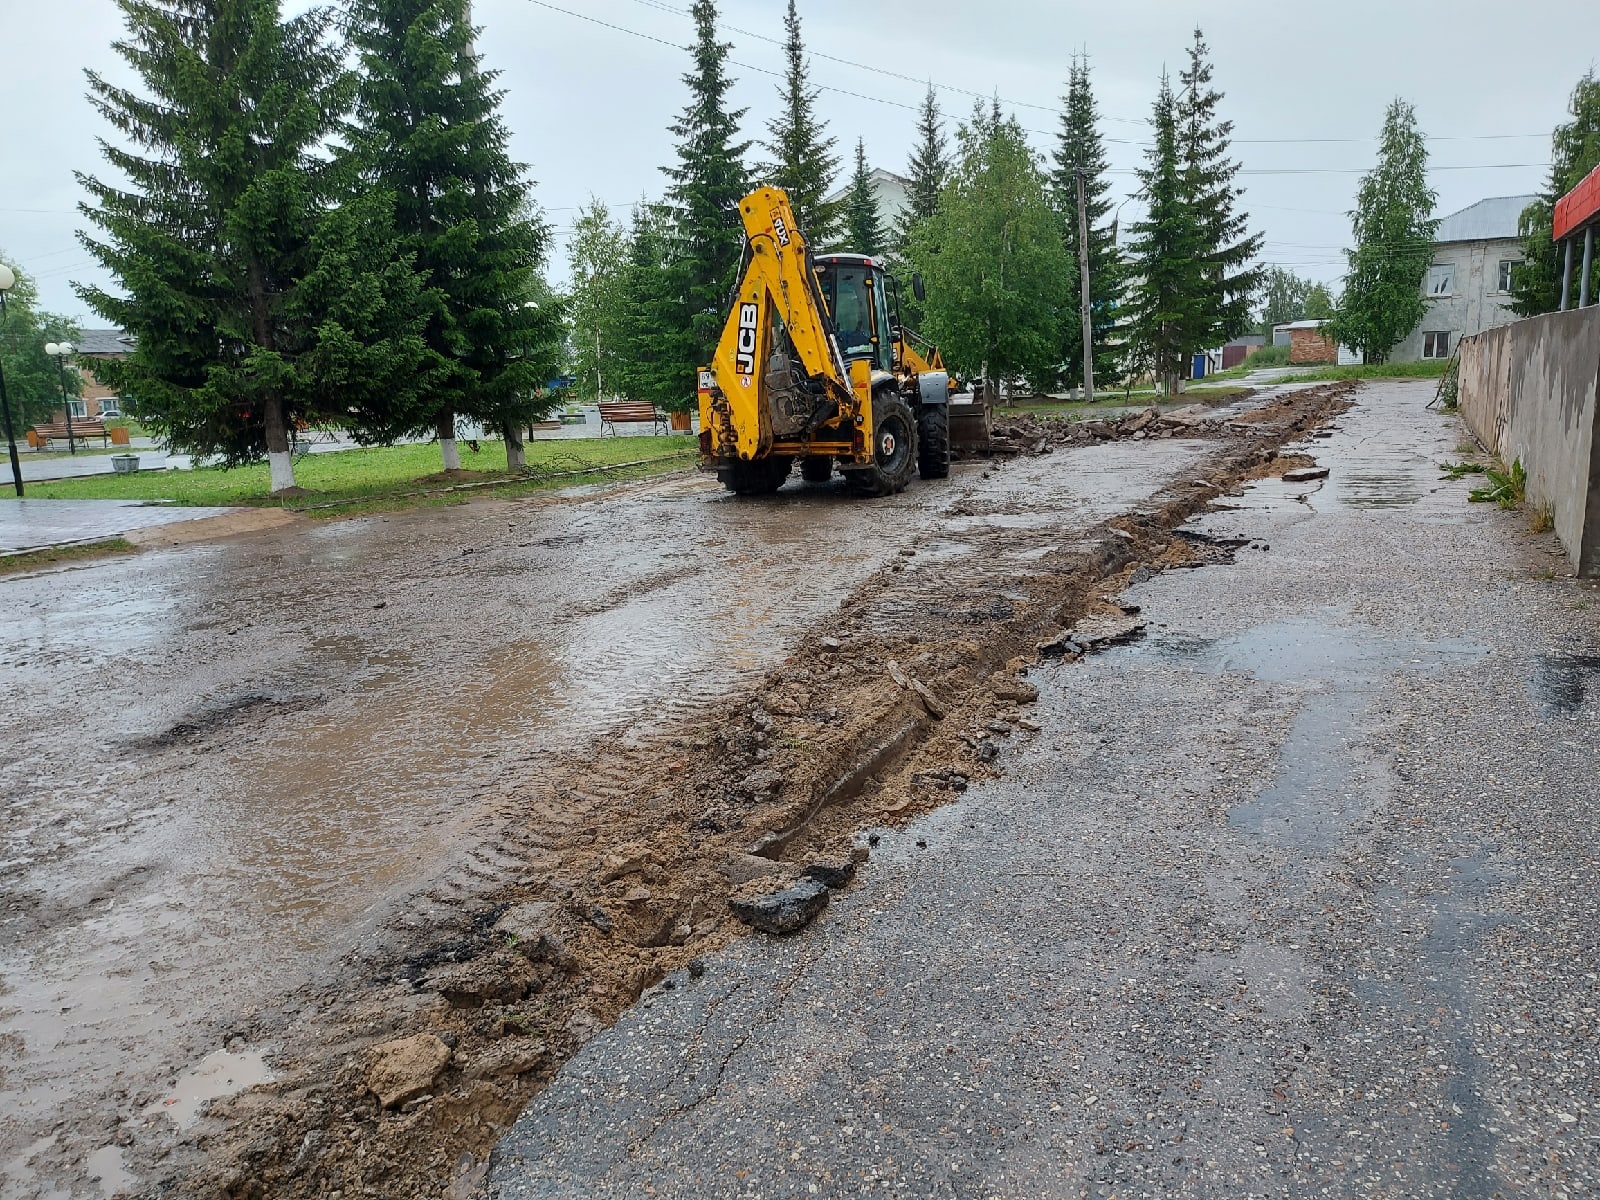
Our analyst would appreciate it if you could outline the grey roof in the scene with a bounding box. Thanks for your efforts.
[1434,195,1537,244]
[73,328,134,355]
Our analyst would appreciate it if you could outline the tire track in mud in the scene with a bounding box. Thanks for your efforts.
[147,384,1356,1200]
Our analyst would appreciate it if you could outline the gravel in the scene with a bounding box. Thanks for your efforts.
[486,381,1600,1199]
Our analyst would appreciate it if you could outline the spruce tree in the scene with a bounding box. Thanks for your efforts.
[664,0,751,389]
[842,140,885,256]
[347,0,559,470]
[78,0,426,491]
[1511,70,1600,316]
[896,85,949,250]
[1124,75,1207,395]
[761,0,840,242]
[616,202,692,411]
[1050,56,1122,387]
[1176,29,1263,348]
[1329,99,1437,364]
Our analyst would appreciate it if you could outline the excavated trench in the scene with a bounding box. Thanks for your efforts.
[149,382,1355,1200]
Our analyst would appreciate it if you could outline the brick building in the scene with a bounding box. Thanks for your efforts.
[54,329,134,421]
[1287,320,1339,364]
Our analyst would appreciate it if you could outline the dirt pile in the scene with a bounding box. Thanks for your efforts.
[982,393,1259,457]
[161,382,1355,1200]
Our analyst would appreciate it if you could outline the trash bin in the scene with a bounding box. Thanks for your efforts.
[111,454,140,474]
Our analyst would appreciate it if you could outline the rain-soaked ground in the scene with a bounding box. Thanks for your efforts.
[482,381,1600,1198]
[0,419,1232,1197]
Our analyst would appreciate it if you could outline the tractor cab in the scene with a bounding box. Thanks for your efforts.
[814,254,897,373]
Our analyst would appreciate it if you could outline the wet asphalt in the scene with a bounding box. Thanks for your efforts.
[485,381,1600,1198]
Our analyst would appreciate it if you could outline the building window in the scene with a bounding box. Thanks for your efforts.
[67,399,87,419]
[1425,265,1454,297]
[1422,332,1451,360]
[1497,260,1518,293]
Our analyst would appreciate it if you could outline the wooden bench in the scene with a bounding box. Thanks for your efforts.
[596,401,668,436]
[28,421,110,450]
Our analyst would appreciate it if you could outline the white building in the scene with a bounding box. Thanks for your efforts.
[820,168,911,250]
[1390,195,1535,363]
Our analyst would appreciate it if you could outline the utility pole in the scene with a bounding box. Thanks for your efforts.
[1074,171,1095,405]
[596,326,603,402]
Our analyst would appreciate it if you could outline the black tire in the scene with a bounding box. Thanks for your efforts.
[799,455,834,484]
[719,456,792,496]
[842,390,918,498]
[916,404,950,480]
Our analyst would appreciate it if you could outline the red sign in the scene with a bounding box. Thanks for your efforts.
[1554,161,1600,242]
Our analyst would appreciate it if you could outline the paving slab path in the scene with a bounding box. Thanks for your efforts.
[486,381,1600,1199]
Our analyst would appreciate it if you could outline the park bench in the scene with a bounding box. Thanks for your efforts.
[596,401,669,436]
[27,421,110,450]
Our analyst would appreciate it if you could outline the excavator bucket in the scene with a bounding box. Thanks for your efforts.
[948,391,993,454]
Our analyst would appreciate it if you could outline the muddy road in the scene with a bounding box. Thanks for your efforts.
[0,387,1347,1198]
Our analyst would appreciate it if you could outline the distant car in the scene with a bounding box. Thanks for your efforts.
[97,408,123,420]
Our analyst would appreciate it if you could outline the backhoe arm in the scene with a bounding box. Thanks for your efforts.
[703,187,869,462]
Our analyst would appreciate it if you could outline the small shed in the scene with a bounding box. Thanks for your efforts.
[1221,335,1267,370]
[1286,320,1338,365]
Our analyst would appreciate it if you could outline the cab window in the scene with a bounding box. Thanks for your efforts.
[820,267,875,361]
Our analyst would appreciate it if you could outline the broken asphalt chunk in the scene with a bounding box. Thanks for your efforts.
[728,877,829,935]
[1282,466,1329,482]
[801,856,858,889]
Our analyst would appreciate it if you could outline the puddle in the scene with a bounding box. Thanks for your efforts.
[1123,615,1487,850]
[83,1146,134,1198]
[1528,653,1600,715]
[145,1047,273,1129]
[1332,470,1426,509]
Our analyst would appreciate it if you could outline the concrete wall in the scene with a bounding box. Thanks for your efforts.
[1393,237,1524,363]
[1458,307,1600,573]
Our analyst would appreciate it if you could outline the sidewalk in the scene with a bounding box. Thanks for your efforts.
[484,381,1599,1198]
[0,498,247,554]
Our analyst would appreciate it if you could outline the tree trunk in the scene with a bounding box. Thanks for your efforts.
[249,257,296,493]
[438,410,461,471]
[504,420,526,471]
[264,395,295,493]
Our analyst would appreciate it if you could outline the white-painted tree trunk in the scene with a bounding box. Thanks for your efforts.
[504,422,526,471]
[438,411,461,471]
[268,450,295,493]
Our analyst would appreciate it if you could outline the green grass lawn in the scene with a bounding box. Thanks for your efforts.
[22,436,696,511]
[1283,360,1450,382]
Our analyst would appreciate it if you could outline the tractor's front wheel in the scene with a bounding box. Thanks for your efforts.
[719,456,793,496]
[917,404,951,480]
[842,391,917,498]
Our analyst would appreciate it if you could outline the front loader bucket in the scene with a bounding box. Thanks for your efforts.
[948,394,992,454]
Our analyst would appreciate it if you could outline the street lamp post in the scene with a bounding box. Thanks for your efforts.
[0,264,23,497]
[44,342,77,455]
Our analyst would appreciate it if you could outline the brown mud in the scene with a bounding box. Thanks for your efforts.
[147,382,1355,1200]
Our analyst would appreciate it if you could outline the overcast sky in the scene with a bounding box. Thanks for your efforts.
[3,0,1597,325]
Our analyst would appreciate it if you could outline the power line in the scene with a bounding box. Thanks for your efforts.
[602,0,1549,146]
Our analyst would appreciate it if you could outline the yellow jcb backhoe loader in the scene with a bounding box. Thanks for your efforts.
[697,186,954,497]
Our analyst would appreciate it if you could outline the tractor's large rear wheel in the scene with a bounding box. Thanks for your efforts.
[719,456,793,496]
[842,391,917,498]
[917,404,951,480]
